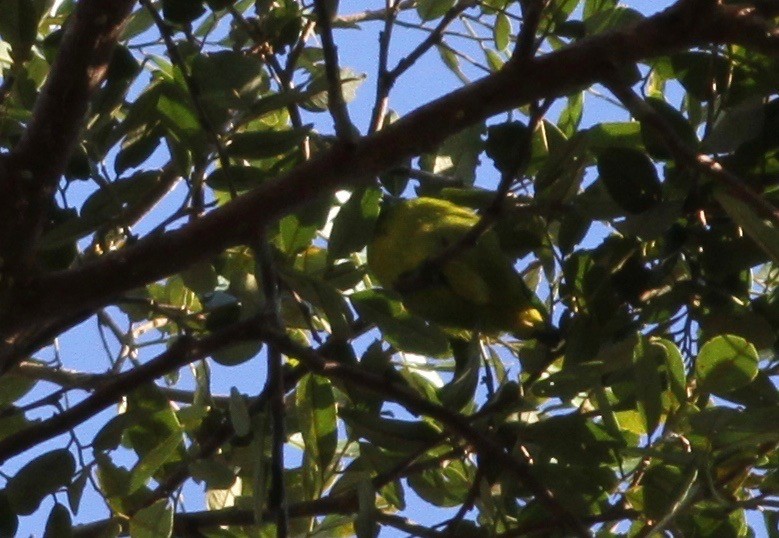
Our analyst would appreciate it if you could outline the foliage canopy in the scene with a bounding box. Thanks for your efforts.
[0,0,779,536]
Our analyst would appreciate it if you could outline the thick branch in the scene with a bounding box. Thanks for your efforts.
[0,0,136,276]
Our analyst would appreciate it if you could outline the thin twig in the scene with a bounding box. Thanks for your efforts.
[313,0,357,142]
[255,230,288,536]
[368,0,402,134]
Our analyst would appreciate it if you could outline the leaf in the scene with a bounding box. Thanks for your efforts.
[81,171,165,221]
[632,336,665,435]
[297,374,338,482]
[635,464,689,520]
[350,289,450,357]
[339,407,441,453]
[696,335,759,395]
[558,92,584,138]
[417,0,456,21]
[128,431,184,494]
[0,372,36,409]
[0,0,39,61]
[584,7,644,35]
[327,187,382,262]
[596,147,661,213]
[493,12,512,51]
[129,499,173,538]
[189,460,236,490]
[124,385,185,466]
[654,338,687,405]
[703,97,765,153]
[206,165,277,192]
[228,387,251,437]
[485,121,530,174]
[7,449,75,515]
[191,51,266,108]
[408,460,472,507]
[671,51,730,102]
[715,190,779,266]
[640,97,699,160]
[0,491,17,538]
[355,479,377,538]
[161,0,204,24]
[586,121,643,151]
[212,340,263,366]
[301,67,365,112]
[420,122,484,184]
[43,503,72,538]
[438,338,480,411]
[67,470,89,516]
[226,125,311,159]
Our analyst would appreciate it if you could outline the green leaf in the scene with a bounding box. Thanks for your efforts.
[129,499,173,538]
[301,67,365,112]
[228,387,251,437]
[558,92,584,138]
[671,51,730,102]
[189,460,236,490]
[161,0,204,24]
[715,190,779,266]
[0,0,39,61]
[436,45,468,84]
[191,51,266,108]
[407,459,472,507]
[636,463,688,519]
[438,338,480,411]
[212,340,263,366]
[81,171,165,221]
[640,97,699,160]
[586,121,643,151]
[327,187,382,262]
[420,123,484,184]
[67,470,88,516]
[0,491,18,538]
[532,361,604,399]
[696,335,759,395]
[416,0,456,21]
[493,12,512,51]
[654,338,687,405]
[350,289,450,356]
[339,407,441,453]
[297,374,338,481]
[632,336,665,435]
[0,372,36,408]
[485,121,530,174]
[43,503,72,538]
[125,385,184,465]
[584,7,644,35]
[596,147,661,213]
[355,479,377,538]
[703,97,765,153]
[128,431,183,494]
[226,125,311,159]
[206,165,277,192]
[7,449,75,515]
[584,0,617,18]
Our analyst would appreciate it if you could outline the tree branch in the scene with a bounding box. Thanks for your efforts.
[1,0,777,372]
[0,0,136,277]
[313,0,357,142]
[0,316,268,463]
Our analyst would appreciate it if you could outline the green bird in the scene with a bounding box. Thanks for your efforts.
[367,196,556,342]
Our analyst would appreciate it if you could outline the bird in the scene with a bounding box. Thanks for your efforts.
[367,196,557,342]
